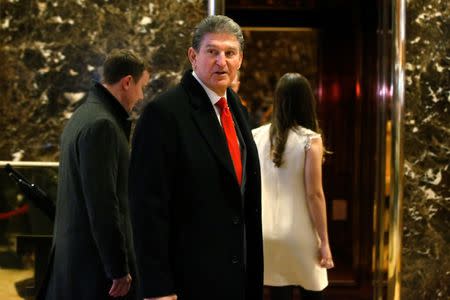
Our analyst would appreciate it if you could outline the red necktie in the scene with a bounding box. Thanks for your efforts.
[216,97,242,185]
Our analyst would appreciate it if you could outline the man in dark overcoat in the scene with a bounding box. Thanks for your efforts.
[43,49,149,300]
[128,15,263,300]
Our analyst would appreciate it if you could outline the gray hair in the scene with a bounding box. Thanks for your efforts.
[192,15,244,52]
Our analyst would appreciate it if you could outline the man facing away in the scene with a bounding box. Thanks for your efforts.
[128,15,263,300]
[43,49,150,300]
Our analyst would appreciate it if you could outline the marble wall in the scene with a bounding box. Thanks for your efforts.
[402,0,450,299]
[0,0,206,162]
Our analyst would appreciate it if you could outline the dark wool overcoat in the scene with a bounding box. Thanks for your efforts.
[128,71,263,300]
[43,83,137,300]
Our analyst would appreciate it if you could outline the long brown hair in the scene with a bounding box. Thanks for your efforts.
[270,73,320,167]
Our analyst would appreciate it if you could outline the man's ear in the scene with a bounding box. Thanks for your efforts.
[238,52,243,70]
[188,47,197,69]
[121,75,132,90]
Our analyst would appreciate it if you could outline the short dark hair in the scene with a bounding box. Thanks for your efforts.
[192,15,244,52]
[102,49,145,84]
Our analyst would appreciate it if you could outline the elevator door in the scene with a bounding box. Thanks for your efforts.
[227,1,379,299]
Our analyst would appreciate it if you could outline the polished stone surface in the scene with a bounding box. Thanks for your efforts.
[402,0,450,299]
[0,0,206,162]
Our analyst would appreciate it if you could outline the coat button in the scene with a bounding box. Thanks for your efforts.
[231,255,239,264]
[232,216,240,225]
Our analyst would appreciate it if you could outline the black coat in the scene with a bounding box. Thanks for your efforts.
[44,83,137,300]
[128,71,263,300]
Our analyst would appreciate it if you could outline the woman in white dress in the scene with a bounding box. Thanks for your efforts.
[252,73,334,300]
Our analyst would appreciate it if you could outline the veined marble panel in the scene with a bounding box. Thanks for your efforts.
[402,0,450,299]
[0,0,206,162]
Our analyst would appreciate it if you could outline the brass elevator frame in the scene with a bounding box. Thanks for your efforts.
[387,0,405,299]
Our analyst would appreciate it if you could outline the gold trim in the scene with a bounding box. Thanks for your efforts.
[373,0,392,298]
[388,0,405,299]
[0,161,58,168]
[208,0,225,16]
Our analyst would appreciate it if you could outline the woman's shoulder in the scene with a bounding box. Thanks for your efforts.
[292,126,321,151]
[294,126,321,139]
[251,123,271,138]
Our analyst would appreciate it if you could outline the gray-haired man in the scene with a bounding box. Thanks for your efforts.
[128,15,263,300]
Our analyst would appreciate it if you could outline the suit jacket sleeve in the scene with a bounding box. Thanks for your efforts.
[128,101,177,298]
[78,119,129,279]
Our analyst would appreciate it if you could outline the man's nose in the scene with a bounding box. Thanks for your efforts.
[216,52,226,66]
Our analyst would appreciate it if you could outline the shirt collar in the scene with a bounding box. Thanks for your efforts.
[192,71,227,106]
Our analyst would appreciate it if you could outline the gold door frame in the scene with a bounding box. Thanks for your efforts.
[388,0,405,299]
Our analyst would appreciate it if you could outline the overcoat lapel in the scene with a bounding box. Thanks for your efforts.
[227,88,260,180]
[181,72,238,182]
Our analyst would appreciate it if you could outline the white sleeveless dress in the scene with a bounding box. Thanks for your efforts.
[252,124,328,291]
